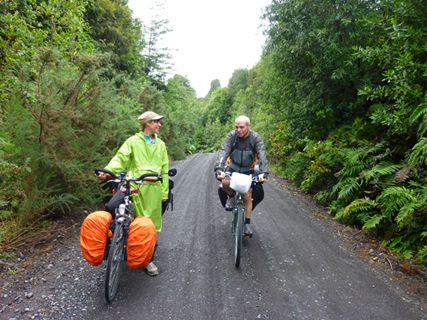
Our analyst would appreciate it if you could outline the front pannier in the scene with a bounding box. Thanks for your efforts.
[126,216,157,269]
[80,211,112,266]
[217,182,264,210]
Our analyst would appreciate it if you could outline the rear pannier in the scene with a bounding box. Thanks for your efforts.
[80,211,112,266]
[126,216,157,269]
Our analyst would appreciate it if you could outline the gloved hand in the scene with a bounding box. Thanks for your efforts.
[96,172,112,180]
[258,172,269,183]
[215,170,225,180]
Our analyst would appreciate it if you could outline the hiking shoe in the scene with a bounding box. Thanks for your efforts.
[145,261,159,276]
[244,224,253,237]
[225,196,234,211]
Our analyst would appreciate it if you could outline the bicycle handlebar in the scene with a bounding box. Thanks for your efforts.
[95,168,162,182]
[232,173,260,183]
[219,171,262,182]
[95,167,177,183]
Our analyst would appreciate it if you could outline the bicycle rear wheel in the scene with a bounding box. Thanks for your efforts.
[105,223,125,303]
[234,203,244,268]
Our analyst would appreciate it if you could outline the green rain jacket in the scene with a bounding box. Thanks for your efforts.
[105,132,169,231]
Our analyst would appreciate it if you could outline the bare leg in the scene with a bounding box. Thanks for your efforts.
[221,178,233,195]
[243,188,253,220]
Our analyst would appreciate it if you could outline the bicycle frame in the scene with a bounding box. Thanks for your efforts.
[232,191,245,268]
[95,168,175,303]
[104,171,146,303]
[220,172,259,268]
[232,191,245,230]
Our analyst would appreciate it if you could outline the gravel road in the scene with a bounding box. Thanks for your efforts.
[1,153,426,320]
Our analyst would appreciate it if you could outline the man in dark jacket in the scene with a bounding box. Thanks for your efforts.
[215,115,269,236]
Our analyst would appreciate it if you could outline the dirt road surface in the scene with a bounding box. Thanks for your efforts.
[1,153,426,320]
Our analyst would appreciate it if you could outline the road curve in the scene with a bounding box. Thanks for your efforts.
[83,153,425,320]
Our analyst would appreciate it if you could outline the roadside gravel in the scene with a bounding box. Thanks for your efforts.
[270,174,427,312]
[0,214,102,320]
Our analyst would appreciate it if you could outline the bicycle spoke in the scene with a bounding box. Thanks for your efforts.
[234,201,243,268]
[108,245,122,289]
[105,225,124,303]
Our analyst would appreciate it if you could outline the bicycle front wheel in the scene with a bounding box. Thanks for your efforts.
[233,204,244,268]
[105,223,125,303]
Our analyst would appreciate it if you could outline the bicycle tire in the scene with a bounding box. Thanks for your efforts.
[105,223,125,303]
[234,203,244,268]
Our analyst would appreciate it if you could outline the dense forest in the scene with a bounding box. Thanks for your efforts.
[1,0,426,265]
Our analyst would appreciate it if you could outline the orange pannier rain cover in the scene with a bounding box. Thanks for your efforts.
[126,216,157,269]
[80,211,112,266]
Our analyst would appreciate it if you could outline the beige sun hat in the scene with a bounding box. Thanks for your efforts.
[138,111,164,123]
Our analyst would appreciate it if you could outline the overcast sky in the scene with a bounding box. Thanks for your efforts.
[127,0,271,97]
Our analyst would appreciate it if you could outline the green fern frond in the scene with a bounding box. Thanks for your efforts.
[415,186,427,213]
[346,148,367,164]
[377,186,417,217]
[338,148,368,178]
[334,207,346,221]
[328,200,342,216]
[338,144,387,179]
[314,190,334,205]
[409,101,427,124]
[361,161,401,183]
[343,198,377,217]
[408,138,427,166]
[340,163,366,179]
[383,236,414,260]
[416,245,427,264]
[49,193,79,215]
[395,201,421,230]
[362,214,384,230]
[343,198,379,229]
[336,177,361,200]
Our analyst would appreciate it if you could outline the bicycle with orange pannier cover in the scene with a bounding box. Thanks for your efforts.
[80,167,176,303]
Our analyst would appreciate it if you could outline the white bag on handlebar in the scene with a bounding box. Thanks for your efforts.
[230,172,252,194]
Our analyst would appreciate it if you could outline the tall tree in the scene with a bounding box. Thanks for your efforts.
[208,79,221,95]
[227,68,249,104]
[85,0,144,75]
[141,3,173,89]
[162,74,197,158]
[264,0,377,140]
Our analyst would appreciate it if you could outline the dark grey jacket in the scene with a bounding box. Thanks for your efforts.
[215,130,269,173]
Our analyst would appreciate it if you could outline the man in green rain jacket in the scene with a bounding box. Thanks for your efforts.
[97,111,169,276]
